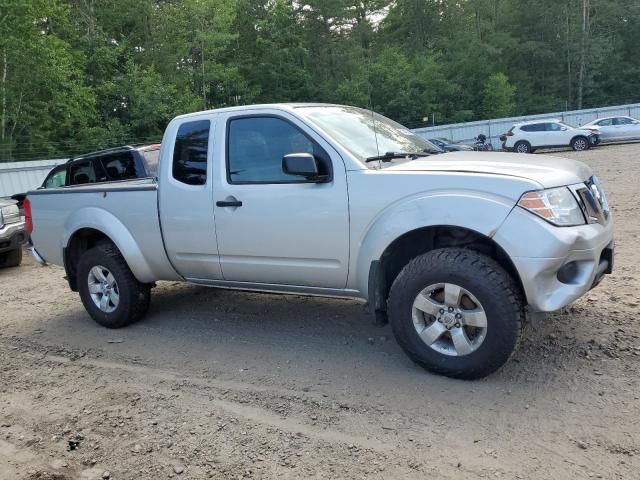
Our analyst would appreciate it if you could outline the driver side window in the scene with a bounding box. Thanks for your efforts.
[227,116,330,184]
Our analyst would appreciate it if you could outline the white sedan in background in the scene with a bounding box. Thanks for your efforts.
[582,116,640,143]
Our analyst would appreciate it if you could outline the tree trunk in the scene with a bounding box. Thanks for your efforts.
[1,48,6,144]
[566,2,572,108]
[577,0,589,109]
[201,45,206,110]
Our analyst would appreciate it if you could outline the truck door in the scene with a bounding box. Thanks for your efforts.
[158,114,223,279]
[212,110,350,289]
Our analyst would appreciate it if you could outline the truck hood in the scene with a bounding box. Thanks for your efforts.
[384,151,593,188]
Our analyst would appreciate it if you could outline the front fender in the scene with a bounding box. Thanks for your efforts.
[352,190,517,296]
[63,207,156,283]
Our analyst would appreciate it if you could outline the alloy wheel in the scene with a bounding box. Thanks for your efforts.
[87,265,120,313]
[411,283,488,357]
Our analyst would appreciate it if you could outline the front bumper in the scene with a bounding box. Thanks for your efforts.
[0,221,27,254]
[494,207,614,312]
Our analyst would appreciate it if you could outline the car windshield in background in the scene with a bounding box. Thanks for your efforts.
[298,106,441,165]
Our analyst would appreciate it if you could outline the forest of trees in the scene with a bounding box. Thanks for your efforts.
[1,0,639,161]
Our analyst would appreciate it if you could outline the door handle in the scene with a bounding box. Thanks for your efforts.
[216,199,243,208]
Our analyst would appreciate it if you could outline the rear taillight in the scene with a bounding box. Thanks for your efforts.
[24,197,33,235]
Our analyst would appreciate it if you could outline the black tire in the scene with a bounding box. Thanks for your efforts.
[0,247,22,268]
[388,248,524,380]
[571,136,590,151]
[77,242,151,328]
[514,141,532,154]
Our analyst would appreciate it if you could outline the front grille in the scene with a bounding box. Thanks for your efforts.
[575,176,610,225]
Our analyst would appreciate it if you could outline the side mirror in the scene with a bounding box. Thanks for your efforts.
[560,127,568,131]
[282,153,326,182]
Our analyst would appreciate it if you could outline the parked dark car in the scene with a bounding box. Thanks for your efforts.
[41,144,160,189]
[428,137,474,152]
[12,144,160,212]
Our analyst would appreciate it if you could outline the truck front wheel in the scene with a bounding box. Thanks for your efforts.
[77,243,151,329]
[388,248,524,379]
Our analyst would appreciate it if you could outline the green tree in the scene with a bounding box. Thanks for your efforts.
[481,73,516,118]
[0,0,97,161]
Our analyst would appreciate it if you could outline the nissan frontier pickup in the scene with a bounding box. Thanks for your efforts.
[26,104,614,379]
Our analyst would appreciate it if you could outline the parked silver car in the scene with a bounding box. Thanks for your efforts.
[582,116,640,143]
[0,199,27,268]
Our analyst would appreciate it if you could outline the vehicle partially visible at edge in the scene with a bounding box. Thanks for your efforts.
[581,116,640,143]
[0,198,27,268]
[11,144,161,212]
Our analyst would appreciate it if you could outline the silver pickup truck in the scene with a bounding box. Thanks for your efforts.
[26,104,614,379]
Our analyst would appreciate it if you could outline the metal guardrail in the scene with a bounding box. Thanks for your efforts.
[0,159,67,198]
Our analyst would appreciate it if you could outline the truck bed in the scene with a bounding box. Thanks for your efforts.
[28,178,179,282]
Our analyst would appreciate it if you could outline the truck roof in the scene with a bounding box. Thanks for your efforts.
[172,103,344,121]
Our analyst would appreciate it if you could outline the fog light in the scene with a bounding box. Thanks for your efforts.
[557,262,578,284]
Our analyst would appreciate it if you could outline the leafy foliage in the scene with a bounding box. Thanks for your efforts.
[1,0,637,160]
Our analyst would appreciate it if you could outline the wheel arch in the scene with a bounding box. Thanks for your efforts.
[366,225,525,325]
[514,140,531,152]
[63,208,157,290]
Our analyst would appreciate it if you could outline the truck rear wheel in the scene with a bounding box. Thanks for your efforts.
[77,243,151,329]
[388,248,524,380]
[0,247,22,268]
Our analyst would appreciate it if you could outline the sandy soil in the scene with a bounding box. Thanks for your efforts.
[0,144,638,480]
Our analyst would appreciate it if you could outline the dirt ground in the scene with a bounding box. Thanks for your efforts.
[1,144,639,480]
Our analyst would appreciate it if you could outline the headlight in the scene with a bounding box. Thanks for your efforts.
[0,204,20,227]
[518,187,585,226]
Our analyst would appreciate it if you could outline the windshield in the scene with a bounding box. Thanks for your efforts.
[297,106,441,164]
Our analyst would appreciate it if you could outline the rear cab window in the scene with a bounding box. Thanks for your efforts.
[173,120,210,186]
[140,147,160,177]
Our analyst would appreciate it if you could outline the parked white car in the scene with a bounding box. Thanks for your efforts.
[581,116,640,143]
[500,119,599,153]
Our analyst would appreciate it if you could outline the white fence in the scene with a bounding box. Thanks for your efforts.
[1,102,639,198]
[0,159,66,198]
[413,103,640,149]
